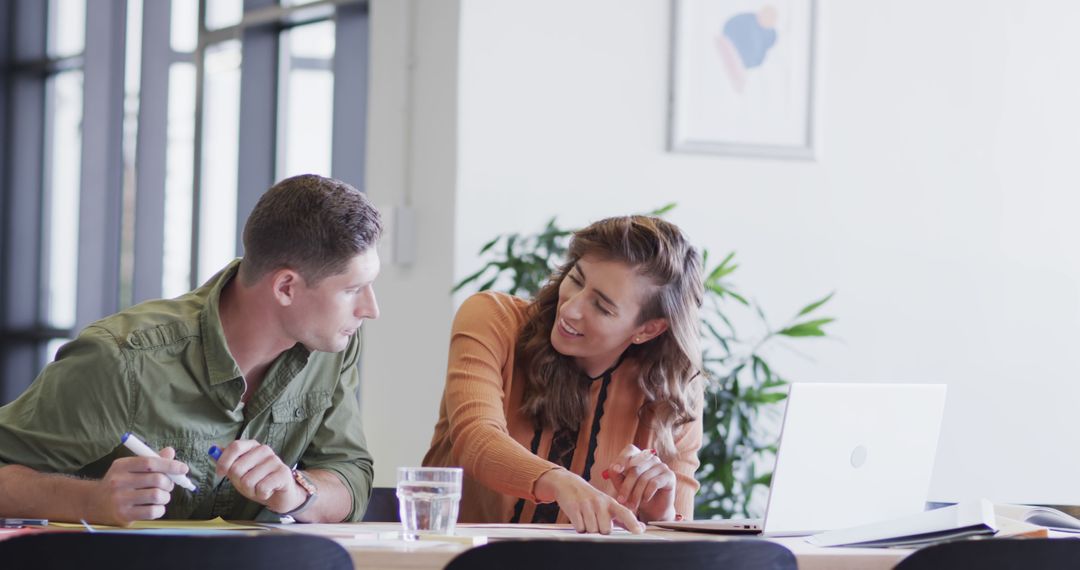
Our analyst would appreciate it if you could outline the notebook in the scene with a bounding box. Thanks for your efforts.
[654,382,947,536]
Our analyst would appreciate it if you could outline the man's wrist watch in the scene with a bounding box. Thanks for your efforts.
[275,469,318,518]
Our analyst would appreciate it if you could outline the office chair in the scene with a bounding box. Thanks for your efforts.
[361,486,401,522]
[0,532,352,570]
[444,539,796,570]
[895,538,1080,570]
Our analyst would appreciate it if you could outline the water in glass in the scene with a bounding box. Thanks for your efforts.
[397,479,461,540]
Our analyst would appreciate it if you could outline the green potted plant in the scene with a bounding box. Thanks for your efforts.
[453,206,834,519]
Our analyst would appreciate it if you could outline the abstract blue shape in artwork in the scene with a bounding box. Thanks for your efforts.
[723,11,778,68]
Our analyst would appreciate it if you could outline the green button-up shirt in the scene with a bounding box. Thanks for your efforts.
[0,260,374,521]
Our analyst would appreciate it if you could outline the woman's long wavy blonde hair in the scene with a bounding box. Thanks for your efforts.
[515,215,704,459]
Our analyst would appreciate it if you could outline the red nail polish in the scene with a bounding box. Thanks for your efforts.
[675,513,684,521]
[601,469,610,480]
[650,449,657,455]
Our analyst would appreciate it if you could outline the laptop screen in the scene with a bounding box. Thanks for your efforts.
[762,383,947,534]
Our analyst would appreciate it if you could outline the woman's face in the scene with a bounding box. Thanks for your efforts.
[550,255,668,377]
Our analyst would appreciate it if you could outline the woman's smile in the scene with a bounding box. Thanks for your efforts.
[557,317,584,338]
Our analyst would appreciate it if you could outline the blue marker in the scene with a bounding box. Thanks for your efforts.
[208,445,222,461]
[120,432,198,492]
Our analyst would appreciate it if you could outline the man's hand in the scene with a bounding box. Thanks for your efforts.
[213,440,305,514]
[89,446,187,526]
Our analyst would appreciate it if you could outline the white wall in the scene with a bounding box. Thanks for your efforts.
[361,0,460,487]
[452,0,1080,504]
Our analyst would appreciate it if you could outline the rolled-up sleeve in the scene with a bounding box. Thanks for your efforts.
[0,326,131,473]
[298,335,374,521]
[672,380,704,520]
[442,294,559,501]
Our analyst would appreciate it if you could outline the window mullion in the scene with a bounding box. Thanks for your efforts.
[234,0,280,257]
[331,2,368,190]
[131,0,171,303]
[1,0,50,401]
[75,0,127,329]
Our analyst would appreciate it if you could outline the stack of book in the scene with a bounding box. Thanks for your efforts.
[808,499,1080,548]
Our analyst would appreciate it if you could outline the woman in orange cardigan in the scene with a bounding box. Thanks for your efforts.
[423,216,704,534]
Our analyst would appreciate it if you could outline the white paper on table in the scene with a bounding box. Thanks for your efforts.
[454,523,666,541]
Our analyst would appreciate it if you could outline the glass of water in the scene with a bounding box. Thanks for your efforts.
[396,467,463,540]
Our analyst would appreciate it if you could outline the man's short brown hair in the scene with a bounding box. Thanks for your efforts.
[239,175,383,286]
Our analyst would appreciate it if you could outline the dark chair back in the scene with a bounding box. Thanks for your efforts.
[895,538,1080,570]
[362,486,401,522]
[0,532,352,570]
[444,539,795,570]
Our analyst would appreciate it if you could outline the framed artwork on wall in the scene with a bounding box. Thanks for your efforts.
[668,0,817,159]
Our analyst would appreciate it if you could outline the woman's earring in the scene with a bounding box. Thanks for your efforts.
[634,337,641,343]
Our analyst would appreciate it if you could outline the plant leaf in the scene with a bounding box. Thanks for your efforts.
[796,292,835,317]
[777,318,835,337]
[757,392,788,404]
[706,252,738,281]
[478,235,502,254]
[477,276,499,292]
[647,202,677,217]
[726,289,749,306]
[452,265,493,293]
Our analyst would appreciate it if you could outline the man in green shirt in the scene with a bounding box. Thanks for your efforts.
[0,175,381,525]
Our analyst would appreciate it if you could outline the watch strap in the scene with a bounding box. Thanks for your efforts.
[274,469,318,517]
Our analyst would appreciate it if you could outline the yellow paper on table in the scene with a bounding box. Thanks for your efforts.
[50,517,264,531]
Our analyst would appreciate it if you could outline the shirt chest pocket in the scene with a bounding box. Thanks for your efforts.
[266,391,333,464]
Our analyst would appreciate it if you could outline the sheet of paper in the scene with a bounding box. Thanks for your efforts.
[459,523,579,530]
[266,522,661,543]
[454,523,663,541]
[50,517,264,531]
[91,528,260,536]
[265,522,402,540]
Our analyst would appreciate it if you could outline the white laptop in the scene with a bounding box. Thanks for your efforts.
[654,382,947,536]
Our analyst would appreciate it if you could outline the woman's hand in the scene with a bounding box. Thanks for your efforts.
[605,444,676,523]
[534,469,645,534]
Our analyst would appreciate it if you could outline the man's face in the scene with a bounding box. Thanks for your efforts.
[286,248,381,353]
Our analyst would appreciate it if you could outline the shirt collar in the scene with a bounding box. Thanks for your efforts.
[200,259,245,386]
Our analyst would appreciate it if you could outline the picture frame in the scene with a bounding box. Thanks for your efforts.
[668,0,817,159]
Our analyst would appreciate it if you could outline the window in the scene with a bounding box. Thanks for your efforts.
[0,0,88,401]
[43,70,84,330]
[196,39,242,284]
[278,20,336,179]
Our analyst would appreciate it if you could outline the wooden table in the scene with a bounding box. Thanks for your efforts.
[0,522,912,569]
[312,523,913,570]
